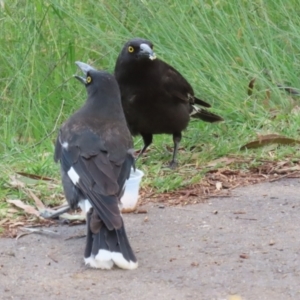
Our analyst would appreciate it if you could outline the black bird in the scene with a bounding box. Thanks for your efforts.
[114,38,223,168]
[54,61,138,270]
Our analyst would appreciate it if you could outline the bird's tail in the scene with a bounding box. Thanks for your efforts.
[190,105,223,123]
[84,208,138,270]
[194,96,211,108]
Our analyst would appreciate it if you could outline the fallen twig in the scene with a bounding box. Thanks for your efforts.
[269,171,300,182]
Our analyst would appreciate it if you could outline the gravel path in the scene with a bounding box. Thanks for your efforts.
[1,178,299,300]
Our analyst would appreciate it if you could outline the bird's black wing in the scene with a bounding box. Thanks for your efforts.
[55,128,133,231]
[161,62,211,108]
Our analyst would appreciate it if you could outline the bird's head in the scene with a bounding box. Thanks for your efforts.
[119,38,156,63]
[74,61,120,100]
[74,61,98,85]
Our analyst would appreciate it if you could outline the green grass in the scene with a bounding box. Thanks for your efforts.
[1,0,300,219]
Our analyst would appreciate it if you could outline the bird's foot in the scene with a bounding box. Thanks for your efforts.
[168,160,178,169]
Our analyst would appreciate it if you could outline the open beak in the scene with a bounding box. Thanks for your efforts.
[138,43,156,60]
[74,61,96,84]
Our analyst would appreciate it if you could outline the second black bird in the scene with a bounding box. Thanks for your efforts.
[114,38,223,168]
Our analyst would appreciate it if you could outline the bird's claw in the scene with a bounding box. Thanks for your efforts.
[168,160,178,169]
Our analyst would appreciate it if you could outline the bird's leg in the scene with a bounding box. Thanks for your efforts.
[169,132,182,169]
[84,208,93,259]
[136,133,153,162]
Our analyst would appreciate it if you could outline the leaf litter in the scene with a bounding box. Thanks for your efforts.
[1,174,80,238]
[139,158,300,207]
[2,155,300,237]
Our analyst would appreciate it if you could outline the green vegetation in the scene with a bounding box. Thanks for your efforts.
[1,0,300,216]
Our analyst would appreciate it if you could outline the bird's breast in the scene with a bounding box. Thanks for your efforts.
[122,92,190,135]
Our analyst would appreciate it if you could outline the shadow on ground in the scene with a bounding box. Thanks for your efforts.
[1,178,299,300]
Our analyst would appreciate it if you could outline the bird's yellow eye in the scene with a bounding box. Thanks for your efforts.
[128,46,134,53]
[86,76,92,84]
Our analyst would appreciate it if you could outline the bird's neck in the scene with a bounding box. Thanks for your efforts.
[84,91,125,120]
[118,60,155,82]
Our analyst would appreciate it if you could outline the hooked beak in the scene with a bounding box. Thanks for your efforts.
[138,43,156,60]
[74,61,96,84]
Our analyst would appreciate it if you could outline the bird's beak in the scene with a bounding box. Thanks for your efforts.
[74,61,96,84]
[138,43,156,60]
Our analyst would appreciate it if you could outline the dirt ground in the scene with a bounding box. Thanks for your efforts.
[0,178,300,300]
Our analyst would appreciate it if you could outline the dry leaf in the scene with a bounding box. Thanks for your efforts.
[16,232,33,240]
[0,218,9,226]
[16,172,54,181]
[9,222,25,228]
[26,189,46,211]
[247,78,256,96]
[7,208,19,214]
[52,202,68,210]
[276,166,300,173]
[291,105,300,115]
[216,182,222,190]
[206,157,237,168]
[240,134,300,150]
[7,199,40,217]
[8,176,25,188]
[263,89,271,107]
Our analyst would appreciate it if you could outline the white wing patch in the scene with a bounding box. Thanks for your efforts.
[62,141,69,149]
[189,105,202,116]
[67,167,80,185]
[78,199,92,214]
